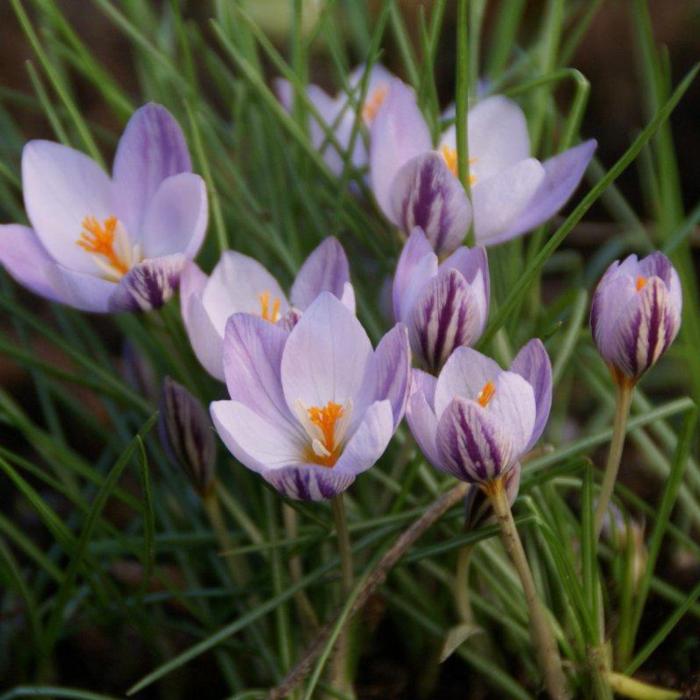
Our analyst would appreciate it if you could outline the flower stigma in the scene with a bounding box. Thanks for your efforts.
[77,215,140,281]
[635,276,647,291]
[259,291,281,323]
[295,399,352,467]
[439,145,477,186]
[362,85,388,123]
[476,380,496,407]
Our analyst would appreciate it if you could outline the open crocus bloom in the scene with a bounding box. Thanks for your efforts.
[393,227,489,373]
[211,292,411,500]
[276,64,395,176]
[0,103,207,312]
[181,237,355,381]
[370,79,597,256]
[590,252,681,385]
[407,340,552,485]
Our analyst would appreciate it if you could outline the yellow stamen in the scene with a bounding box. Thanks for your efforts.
[259,291,281,323]
[307,401,344,467]
[362,85,388,123]
[476,380,496,407]
[635,276,647,291]
[77,216,128,275]
[439,145,477,185]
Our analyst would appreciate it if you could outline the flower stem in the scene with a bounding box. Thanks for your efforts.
[203,489,248,588]
[487,477,570,700]
[594,379,634,539]
[606,672,680,700]
[455,543,475,623]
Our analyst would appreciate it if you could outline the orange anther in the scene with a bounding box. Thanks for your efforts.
[259,291,281,323]
[307,401,344,467]
[362,85,388,123]
[77,215,128,275]
[476,380,496,407]
[635,276,647,291]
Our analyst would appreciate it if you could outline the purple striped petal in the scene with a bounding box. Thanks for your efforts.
[392,227,438,325]
[264,465,356,501]
[372,324,411,428]
[639,251,682,314]
[511,339,552,452]
[436,397,514,483]
[389,152,472,257]
[109,254,185,311]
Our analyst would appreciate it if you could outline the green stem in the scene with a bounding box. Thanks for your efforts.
[487,478,570,700]
[203,490,249,588]
[606,672,680,700]
[594,379,634,538]
[454,544,475,623]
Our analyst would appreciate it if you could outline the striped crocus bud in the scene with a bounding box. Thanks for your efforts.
[159,377,216,497]
[590,252,681,386]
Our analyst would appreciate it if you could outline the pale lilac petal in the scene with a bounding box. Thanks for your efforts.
[0,224,63,302]
[406,370,441,469]
[113,103,192,235]
[434,347,501,417]
[392,227,438,325]
[370,78,432,221]
[202,252,289,334]
[471,158,545,245]
[372,324,411,428]
[290,237,351,310]
[49,265,116,312]
[339,282,356,314]
[348,63,394,93]
[389,152,472,256]
[183,290,225,380]
[591,273,638,361]
[436,397,514,483]
[264,465,356,501]
[485,371,536,458]
[274,78,293,111]
[140,173,208,259]
[109,254,185,311]
[440,96,530,183]
[22,140,114,274]
[511,339,552,452]
[410,269,485,373]
[639,251,682,314]
[497,140,597,242]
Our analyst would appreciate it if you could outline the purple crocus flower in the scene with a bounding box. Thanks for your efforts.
[210,292,411,501]
[393,227,489,373]
[181,237,355,381]
[370,78,597,256]
[276,64,395,176]
[407,340,552,485]
[590,252,682,385]
[0,103,207,312]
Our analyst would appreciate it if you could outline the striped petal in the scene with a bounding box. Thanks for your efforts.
[109,254,185,311]
[264,465,356,501]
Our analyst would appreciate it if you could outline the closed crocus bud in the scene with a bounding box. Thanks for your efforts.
[393,227,489,374]
[591,252,682,386]
[407,339,552,486]
[159,377,216,497]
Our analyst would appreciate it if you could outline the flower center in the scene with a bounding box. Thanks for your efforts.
[439,145,477,185]
[362,85,388,123]
[77,215,140,281]
[476,380,496,407]
[295,399,352,468]
[259,291,281,323]
[635,275,647,291]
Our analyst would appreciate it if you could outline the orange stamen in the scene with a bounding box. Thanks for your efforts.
[77,216,129,275]
[362,85,388,123]
[439,145,477,185]
[476,380,496,407]
[259,291,281,323]
[635,275,647,291]
[307,401,344,467]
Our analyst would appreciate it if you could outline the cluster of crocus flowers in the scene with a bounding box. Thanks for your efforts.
[0,104,207,312]
[180,237,354,380]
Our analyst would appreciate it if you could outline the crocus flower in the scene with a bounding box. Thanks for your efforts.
[590,252,681,386]
[407,340,552,485]
[370,79,597,256]
[393,227,489,373]
[0,103,207,312]
[181,237,355,381]
[211,292,410,501]
[276,64,395,176]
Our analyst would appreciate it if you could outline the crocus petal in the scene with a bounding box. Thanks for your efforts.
[202,252,289,333]
[389,152,472,256]
[485,371,536,458]
[0,224,64,302]
[290,237,352,310]
[410,269,484,374]
[281,292,373,411]
[264,464,356,501]
[339,282,356,314]
[440,96,531,184]
[22,140,114,274]
[392,227,438,325]
[639,251,682,314]
[49,265,116,312]
[440,246,489,335]
[496,140,597,243]
[370,78,431,221]
[183,290,225,380]
[113,103,192,235]
[210,400,301,473]
[591,273,638,362]
[140,173,208,259]
[511,339,552,452]
[471,158,545,245]
[223,313,299,433]
[406,370,441,469]
[434,346,501,417]
[109,254,185,312]
[372,324,411,428]
[436,397,514,483]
